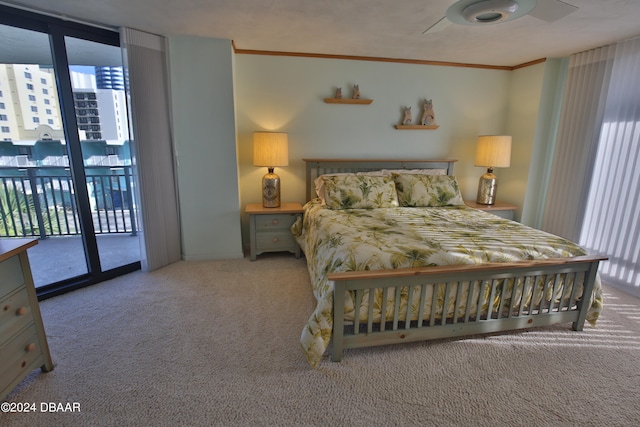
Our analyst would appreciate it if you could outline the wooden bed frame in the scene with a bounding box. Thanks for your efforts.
[303,159,606,362]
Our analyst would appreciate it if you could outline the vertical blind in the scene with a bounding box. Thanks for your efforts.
[120,28,182,271]
[543,36,640,293]
[541,45,614,242]
[580,37,640,293]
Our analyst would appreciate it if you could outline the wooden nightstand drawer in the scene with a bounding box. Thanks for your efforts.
[0,288,32,344]
[488,210,515,220]
[253,214,297,230]
[464,200,517,221]
[255,230,297,252]
[0,255,24,298]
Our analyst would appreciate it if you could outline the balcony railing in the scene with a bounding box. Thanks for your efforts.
[0,166,137,238]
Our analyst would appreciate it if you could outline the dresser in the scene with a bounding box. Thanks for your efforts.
[1,239,54,401]
[246,202,304,261]
[464,200,518,221]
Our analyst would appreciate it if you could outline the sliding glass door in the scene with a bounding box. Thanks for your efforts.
[0,6,141,297]
[63,36,140,274]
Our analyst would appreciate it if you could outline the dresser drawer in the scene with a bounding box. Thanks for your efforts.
[1,288,33,345]
[253,214,297,231]
[255,230,297,251]
[0,325,40,391]
[0,255,24,299]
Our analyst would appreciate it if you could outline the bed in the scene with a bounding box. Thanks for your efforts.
[292,159,606,368]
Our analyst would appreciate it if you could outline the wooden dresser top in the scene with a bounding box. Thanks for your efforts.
[0,239,37,263]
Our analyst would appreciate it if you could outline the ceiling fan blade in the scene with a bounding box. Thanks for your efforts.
[529,0,578,23]
[422,16,452,35]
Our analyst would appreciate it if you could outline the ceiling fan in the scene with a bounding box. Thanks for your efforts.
[423,0,578,34]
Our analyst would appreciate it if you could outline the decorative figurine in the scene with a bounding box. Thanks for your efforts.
[420,99,436,126]
[402,106,412,125]
[352,84,360,99]
[335,87,342,98]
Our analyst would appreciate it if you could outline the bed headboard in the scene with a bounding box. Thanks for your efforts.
[303,158,457,202]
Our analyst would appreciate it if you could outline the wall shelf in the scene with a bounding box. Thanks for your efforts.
[324,98,373,104]
[394,124,439,130]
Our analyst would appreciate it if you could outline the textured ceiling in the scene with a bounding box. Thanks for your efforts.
[2,0,640,67]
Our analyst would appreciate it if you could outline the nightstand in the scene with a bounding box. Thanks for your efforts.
[246,202,304,261]
[464,200,518,221]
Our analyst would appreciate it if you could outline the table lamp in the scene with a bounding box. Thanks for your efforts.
[253,132,289,208]
[474,135,511,205]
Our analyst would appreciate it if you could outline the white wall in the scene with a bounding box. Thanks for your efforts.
[168,36,243,260]
[501,61,547,221]
[234,54,518,248]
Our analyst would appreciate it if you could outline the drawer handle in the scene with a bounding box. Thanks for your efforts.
[16,307,28,316]
[25,343,36,352]
[272,219,279,225]
[273,237,280,243]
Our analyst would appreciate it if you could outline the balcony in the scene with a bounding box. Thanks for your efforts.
[1,165,140,287]
[26,233,140,287]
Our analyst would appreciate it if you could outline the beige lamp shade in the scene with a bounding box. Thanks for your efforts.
[474,135,512,168]
[253,132,289,167]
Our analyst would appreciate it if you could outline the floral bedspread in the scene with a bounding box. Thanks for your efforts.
[291,200,603,368]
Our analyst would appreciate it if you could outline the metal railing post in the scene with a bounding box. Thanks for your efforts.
[27,168,47,239]
[124,167,137,236]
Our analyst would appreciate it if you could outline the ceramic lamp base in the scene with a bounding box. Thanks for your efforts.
[476,169,497,205]
[262,169,281,208]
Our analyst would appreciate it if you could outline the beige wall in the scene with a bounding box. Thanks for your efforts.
[501,61,547,221]
[166,36,550,257]
[234,54,538,249]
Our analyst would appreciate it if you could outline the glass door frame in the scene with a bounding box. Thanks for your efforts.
[1,5,141,299]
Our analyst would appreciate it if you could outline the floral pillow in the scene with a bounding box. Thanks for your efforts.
[322,175,399,209]
[392,174,465,207]
[314,173,354,201]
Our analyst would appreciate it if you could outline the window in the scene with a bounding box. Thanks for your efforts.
[28,95,36,101]
[42,88,48,94]
[44,99,50,105]
[0,114,7,120]
[31,106,38,112]
[40,78,46,84]
[26,83,34,90]
[48,119,53,125]
[1,126,9,133]
[32,117,39,123]
[0,102,4,108]
[46,108,52,114]
[24,71,32,79]
[18,146,32,158]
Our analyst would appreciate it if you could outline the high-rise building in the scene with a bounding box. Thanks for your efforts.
[94,66,125,90]
[0,64,64,142]
[0,64,130,167]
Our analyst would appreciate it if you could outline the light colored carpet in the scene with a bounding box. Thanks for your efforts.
[2,254,639,426]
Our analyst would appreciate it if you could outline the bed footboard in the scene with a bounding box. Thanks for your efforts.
[328,256,605,362]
